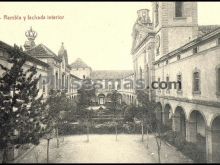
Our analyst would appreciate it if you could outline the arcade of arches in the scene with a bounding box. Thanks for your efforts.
[95,93,125,105]
[154,101,220,163]
[94,93,136,105]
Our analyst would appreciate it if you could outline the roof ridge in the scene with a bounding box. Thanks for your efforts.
[39,43,57,57]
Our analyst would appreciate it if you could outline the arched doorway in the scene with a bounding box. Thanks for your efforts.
[188,110,207,160]
[211,115,220,163]
[164,104,172,129]
[98,94,105,105]
[155,102,163,123]
[174,106,186,138]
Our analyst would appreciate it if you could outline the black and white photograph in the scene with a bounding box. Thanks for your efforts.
[0,1,220,163]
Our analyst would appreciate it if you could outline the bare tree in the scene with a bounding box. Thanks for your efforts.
[154,122,162,163]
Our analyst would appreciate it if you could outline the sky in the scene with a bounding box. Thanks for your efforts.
[0,2,220,70]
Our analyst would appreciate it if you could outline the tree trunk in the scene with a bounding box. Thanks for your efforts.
[146,129,149,149]
[2,148,7,164]
[86,121,89,142]
[115,122,118,141]
[47,139,50,163]
[133,122,136,132]
[114,108,118,142]
[56,127,59,148]
[157,147,161,163]
[141,122,144,142]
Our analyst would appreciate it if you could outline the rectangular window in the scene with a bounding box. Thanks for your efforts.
[177,74,182,91]
[66,76,69,92]
[43,80,46,93]
[62,75,65,89]
[175,2,183,17]
[193,47,198,54]
[218,68,220,92]
[56,73,58,89]
[193,72,200,92]
[166,76,170,90]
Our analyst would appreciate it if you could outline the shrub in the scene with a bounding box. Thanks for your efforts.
[123,105,137,122]
[181,142,206,163]
[92,121,123,134]
[174,133,186,150]
[161,130,206,163]
[161,130,176,144]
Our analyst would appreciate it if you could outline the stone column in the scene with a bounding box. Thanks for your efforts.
[172,115,180,132]
[163,111,170,126]
[207,128,220,163]
[186,120,197,143]
[206,127,212,163]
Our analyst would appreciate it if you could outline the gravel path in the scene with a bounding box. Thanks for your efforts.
[16,134,193,163]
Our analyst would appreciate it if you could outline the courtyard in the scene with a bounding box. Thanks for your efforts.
[15,134,192,163]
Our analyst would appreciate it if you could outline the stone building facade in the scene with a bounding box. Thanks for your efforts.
[0,27,81,104]
[0,41,49,100]
[23,27,80,99]
[132,2,220,163]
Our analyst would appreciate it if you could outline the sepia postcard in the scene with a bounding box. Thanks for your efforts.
[0,1,220,164]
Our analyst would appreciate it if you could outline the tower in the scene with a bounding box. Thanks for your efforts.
[132,9,153,51]
[58,42,68,65]
[152,2,198,61]
[24,27,37,50]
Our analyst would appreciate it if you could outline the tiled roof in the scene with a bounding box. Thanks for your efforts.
[198,25,220,37]
[0,41,49,68]
[91,70,133,79]
[70,58,91,69]
[25,44,61,61]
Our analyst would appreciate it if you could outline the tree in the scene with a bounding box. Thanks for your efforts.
[0,45,47,163]
[77,78,96,142]
[77,78,96,108]
[136,89,163,163]
[45,89,68,148]
[107,90,122,141]
[124,104,137,122]
[77,107,94,142]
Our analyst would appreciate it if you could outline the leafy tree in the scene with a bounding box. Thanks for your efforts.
[77,78,96,108]
[124,104,137,122]
[77,78,96,142]
[0,45,47,163]
[136,89,163,163]
[45,89,68,148]
[107,90,122,141]
[61,99,77,122]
